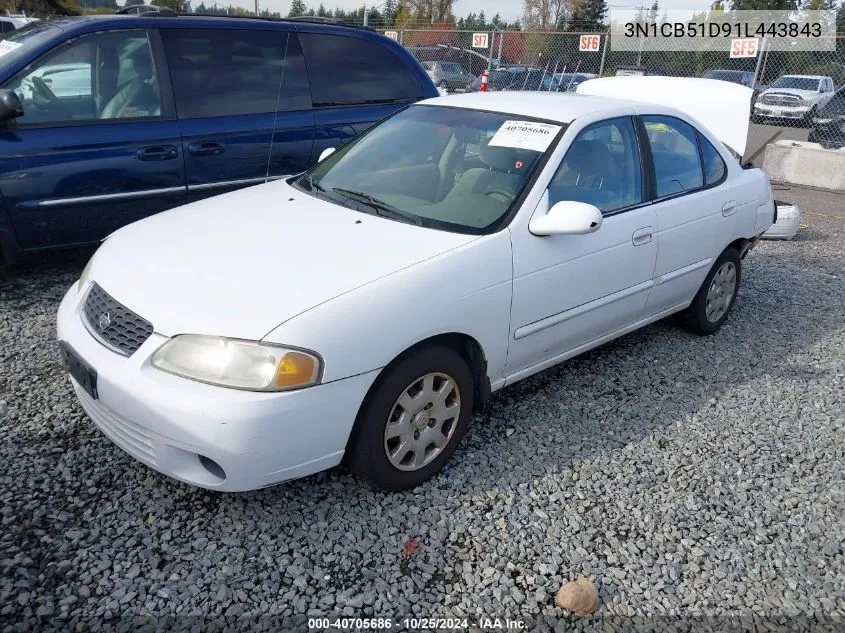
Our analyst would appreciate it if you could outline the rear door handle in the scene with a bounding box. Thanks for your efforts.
[722,200,738,216]
[632,226,654,246]
[136,145,177,161]
[188,142,225,157]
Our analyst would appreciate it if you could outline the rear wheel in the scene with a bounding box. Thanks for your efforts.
[681,247,741,336]
[347,345,474,491]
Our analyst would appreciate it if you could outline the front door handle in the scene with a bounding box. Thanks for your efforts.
[722,200,738,216]
[188,142,225,157]
[136,145,178,161]
[632,226,654,246]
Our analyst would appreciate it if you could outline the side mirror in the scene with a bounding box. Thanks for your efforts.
[529,199,603,236]
[318,147,336,162]
[0,89,24,123]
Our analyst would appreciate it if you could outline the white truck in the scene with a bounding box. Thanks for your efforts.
[753,74,836,124]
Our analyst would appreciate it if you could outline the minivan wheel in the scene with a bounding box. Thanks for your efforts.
[681,247,742,336]
[347,345,474,491]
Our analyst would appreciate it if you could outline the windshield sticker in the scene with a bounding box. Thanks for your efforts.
[0,40,22,57]
[489,120,562,152]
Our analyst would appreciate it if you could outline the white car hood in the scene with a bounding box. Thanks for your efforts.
[89,181,476,341]
[577,76,752,156]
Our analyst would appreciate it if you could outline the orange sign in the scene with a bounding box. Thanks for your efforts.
[579,35,601,52]
[730,38,759,58]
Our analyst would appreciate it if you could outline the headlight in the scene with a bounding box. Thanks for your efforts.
[152,335,322,391]
[78,254,95,290]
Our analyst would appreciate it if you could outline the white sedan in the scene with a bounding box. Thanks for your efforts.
[57,78,776,492]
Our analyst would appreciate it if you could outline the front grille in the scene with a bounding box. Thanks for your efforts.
[761,93,801,106]
[82,283,153,356]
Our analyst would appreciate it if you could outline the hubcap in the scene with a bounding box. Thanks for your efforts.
[705,261,737,323]
[384,372,461,472]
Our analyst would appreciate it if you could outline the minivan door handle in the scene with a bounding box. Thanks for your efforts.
[136,145,178,161]
[632,226,654,246]
[188,142,225,157]
[722,200,738,216]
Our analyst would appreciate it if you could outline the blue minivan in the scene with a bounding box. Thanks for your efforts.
[0,14,437,264]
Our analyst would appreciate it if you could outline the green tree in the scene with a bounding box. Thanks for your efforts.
[569,0,608,31]
[288,0,307,17]
[151,0,186,10]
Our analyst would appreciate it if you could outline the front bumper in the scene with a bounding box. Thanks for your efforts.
[56,283,380,492]
[754,103,811,119]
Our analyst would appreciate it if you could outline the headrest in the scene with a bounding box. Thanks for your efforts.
[480,139,538,174]
[564,140,614,176]
[131,51,154,79]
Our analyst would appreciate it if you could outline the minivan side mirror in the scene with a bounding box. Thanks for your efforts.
[529,199,603,236]
[318,147,336,162]
[0,89,24,123]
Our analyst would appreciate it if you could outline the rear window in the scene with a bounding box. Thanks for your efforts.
[300,33,423,106]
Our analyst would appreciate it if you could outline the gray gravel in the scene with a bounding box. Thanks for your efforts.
[1,208,843,632]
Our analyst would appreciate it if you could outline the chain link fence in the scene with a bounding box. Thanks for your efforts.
[384,28,845,153]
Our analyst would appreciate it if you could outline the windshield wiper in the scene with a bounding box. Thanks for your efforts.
[331,188,422,226]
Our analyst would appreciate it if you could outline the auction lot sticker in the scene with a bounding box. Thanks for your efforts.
[489,121,562,152]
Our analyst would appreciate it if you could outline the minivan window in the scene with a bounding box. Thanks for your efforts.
[299,33,423,106]
[162,29,310,118]
[4,30,161,125]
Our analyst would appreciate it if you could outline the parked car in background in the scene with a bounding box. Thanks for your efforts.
[808,85,845,149]
[554,72,597,92]
[753,75,835,125]
[0,14,437,265]
[421,60,474,92]
[614,66,661,77]
[467,66,528,92]
[501,68,560,91]
[0,13,38,35]
[704,69,759,108]
[57,79,774,493]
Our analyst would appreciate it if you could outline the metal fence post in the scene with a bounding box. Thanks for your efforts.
[487,32,494,72]
[599,31,609,77]
[753,36,766,88]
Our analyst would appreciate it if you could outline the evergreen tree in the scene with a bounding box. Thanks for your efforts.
[288,0,307,17]
[569,0,608,31]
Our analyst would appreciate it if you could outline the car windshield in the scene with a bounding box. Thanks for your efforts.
[0,22,59,73]
[771,77,821,91]
[296,105,564,234]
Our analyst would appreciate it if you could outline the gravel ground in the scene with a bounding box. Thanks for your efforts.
[1,206,843,632]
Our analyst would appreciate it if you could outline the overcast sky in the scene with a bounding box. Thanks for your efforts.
[211,0,716,24]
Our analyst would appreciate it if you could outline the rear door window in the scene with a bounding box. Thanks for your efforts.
[642,115,704,197]
[299,33,423,106]
[161,28,310,118]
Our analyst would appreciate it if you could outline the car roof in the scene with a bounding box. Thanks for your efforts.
[778,74,827,80]
[419,91,642,124]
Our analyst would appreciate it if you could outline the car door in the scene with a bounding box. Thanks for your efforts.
[507,116,658,376]
[298,31,426,162]
[0,28,185,250]
[637,114,744,317]
[160,27,310,203]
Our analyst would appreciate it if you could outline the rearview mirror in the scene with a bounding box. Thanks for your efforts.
[318,147,336,162]
[529,200,603,236]
[0,89,24,123]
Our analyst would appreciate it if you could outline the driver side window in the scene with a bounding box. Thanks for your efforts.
[4,30,161,126]
[548,117,642,214]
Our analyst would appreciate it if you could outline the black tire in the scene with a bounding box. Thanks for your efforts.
[802,106,816,127]
[347,344,474,491]
[681,247,742,336]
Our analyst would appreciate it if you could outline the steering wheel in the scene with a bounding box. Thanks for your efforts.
[30,76,60,105]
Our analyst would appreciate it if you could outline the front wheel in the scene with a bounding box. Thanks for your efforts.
[347,345,474,491]
[681,248,742,335]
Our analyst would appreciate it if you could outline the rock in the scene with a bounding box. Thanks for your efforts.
[555,578,599,615]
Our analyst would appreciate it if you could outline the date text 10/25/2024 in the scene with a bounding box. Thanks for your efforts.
[308,617,527,630]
